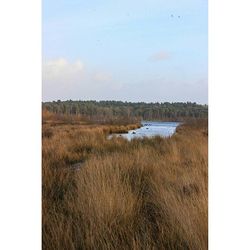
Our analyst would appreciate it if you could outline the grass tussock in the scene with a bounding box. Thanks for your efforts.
[42,120,208,250]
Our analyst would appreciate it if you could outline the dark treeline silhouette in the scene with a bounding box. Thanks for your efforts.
[42,100,208,123]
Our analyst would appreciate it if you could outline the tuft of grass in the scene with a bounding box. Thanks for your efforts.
[43,120,208,250]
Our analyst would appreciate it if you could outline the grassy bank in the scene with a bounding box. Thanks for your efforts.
[42,119,208,249]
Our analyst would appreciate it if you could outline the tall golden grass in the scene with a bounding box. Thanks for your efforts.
[42,119,208,249]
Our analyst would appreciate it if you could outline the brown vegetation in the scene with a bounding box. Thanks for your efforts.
[42,109,140,126]
[42,118,208,250]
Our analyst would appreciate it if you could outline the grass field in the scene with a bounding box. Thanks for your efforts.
[42,117,208,249]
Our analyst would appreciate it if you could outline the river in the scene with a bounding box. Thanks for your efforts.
[110,121,180,140]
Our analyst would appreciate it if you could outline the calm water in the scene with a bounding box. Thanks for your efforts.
[111,121,180,140]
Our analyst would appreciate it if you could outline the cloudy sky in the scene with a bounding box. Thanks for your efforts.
[43,0,208,104]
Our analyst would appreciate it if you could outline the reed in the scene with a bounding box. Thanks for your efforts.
[42,119,208,249]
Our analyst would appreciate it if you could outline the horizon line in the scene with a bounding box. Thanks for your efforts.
[42,99,208,105]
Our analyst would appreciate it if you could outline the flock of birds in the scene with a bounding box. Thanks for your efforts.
[95,13,181,45]
[171,14,181,18]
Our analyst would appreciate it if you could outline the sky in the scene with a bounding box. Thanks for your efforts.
[42,0,208,104]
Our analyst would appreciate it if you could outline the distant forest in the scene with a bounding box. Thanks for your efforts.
[42,100,208,123]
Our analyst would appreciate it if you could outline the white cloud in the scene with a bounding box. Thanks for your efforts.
[42,58,207,104]
[43,58,85,81]
[149,51,170,62]
[42,58,123,101]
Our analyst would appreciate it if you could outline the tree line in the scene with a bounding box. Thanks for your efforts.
[42,100,208,123]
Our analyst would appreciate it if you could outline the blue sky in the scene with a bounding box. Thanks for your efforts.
[43,0,208,104]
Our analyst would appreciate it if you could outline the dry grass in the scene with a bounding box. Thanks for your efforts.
[42,119,208,250]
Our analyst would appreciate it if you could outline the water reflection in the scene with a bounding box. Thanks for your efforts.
[111,121,180,140]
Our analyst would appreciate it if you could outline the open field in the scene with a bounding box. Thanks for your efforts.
[42,116,208,250]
